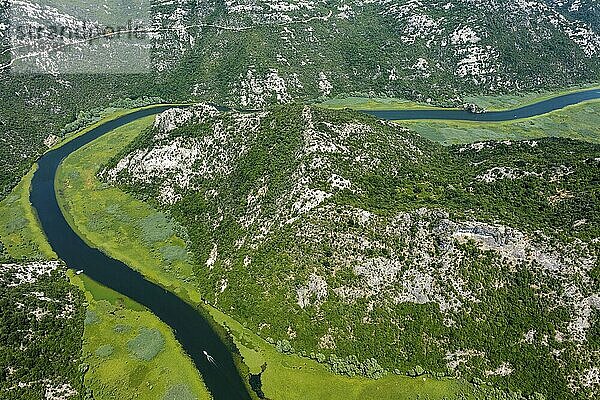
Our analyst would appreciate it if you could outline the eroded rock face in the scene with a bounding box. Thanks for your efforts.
[292,204,598,336]
[1,260,61,287]
[5,0,600,99]
[105,105,267,204]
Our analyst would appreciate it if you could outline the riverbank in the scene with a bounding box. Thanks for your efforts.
[463,82,600,111]
[0,131,214,400]
[399,99,600,145]
[31,106,253,399]
[69,271,212,400]
[0,165,56,260]
[319,83,600,112]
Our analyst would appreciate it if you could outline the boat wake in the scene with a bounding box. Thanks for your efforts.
[204,350,218,367]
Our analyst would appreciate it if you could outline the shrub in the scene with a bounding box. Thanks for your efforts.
[5,215,27,234]
[95,344,114,358]
[84,310,99,325]
[327,354,386,379]
[138,213,174,244]
[113,324,131,333]
[160,245,188,264]
[275,339,294,354]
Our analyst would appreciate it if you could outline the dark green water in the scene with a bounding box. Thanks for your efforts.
[364,88,600,120]
[30,107,252,400]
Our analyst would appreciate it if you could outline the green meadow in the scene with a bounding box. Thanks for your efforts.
[0,108,211,400]
[0,165,56,260]
[318,96,447,110]
[319,84,599,112]
[462,83,600,111]
[70,271,212,400]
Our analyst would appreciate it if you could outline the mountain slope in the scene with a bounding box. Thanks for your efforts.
[126,0,600,104]
[105,104,600,399]
[1,0,600,199]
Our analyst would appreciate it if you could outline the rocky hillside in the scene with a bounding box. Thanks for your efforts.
[547,0,600,27]
[0,260,85,399]
[1,0,600,198]
[105,104,600,399]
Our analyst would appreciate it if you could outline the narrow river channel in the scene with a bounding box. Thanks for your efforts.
[364,88,600,121]
[30,107,253,400]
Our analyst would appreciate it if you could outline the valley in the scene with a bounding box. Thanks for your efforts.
[53,108,483,400]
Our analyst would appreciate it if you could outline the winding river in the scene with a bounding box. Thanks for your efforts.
[364,87,600,121]
[30,107,253,400]
[29,89,600,400]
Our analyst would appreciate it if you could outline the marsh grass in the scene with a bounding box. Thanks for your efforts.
[138,213,175,244]
[0,166,56,260]
[70,272,211,400]
[163,384,196,400]
[128,327,165,361]
[95,344,115,358]
[400,100,600,145]
[57,115,480,400]
[84,309,99,326]
[160,245,189,264]
[114,324,131,334]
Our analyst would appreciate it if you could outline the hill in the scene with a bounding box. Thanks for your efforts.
[1,0,600,198]
[104,104,600,399]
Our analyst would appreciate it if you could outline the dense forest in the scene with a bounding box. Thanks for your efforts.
[0,259,86,399]
[0,1,599,399]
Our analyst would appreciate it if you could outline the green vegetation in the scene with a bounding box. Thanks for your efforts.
[2,2,599,399]
[399,99,600,145]
[0,167,84,399]
[56,116,204,305]
[0,264,86,400]
[207,305,476,400]
[105,104,600,399]
[462,84,600,111]
[0,165,56,260]
[55,112,489,399]
[318,97,447,111]
[70,272,212,400]
[2,0,600,204]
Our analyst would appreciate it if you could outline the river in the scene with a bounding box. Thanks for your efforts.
[30,107,253,400]
[364,88,600,121]
[29,89,600,400]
